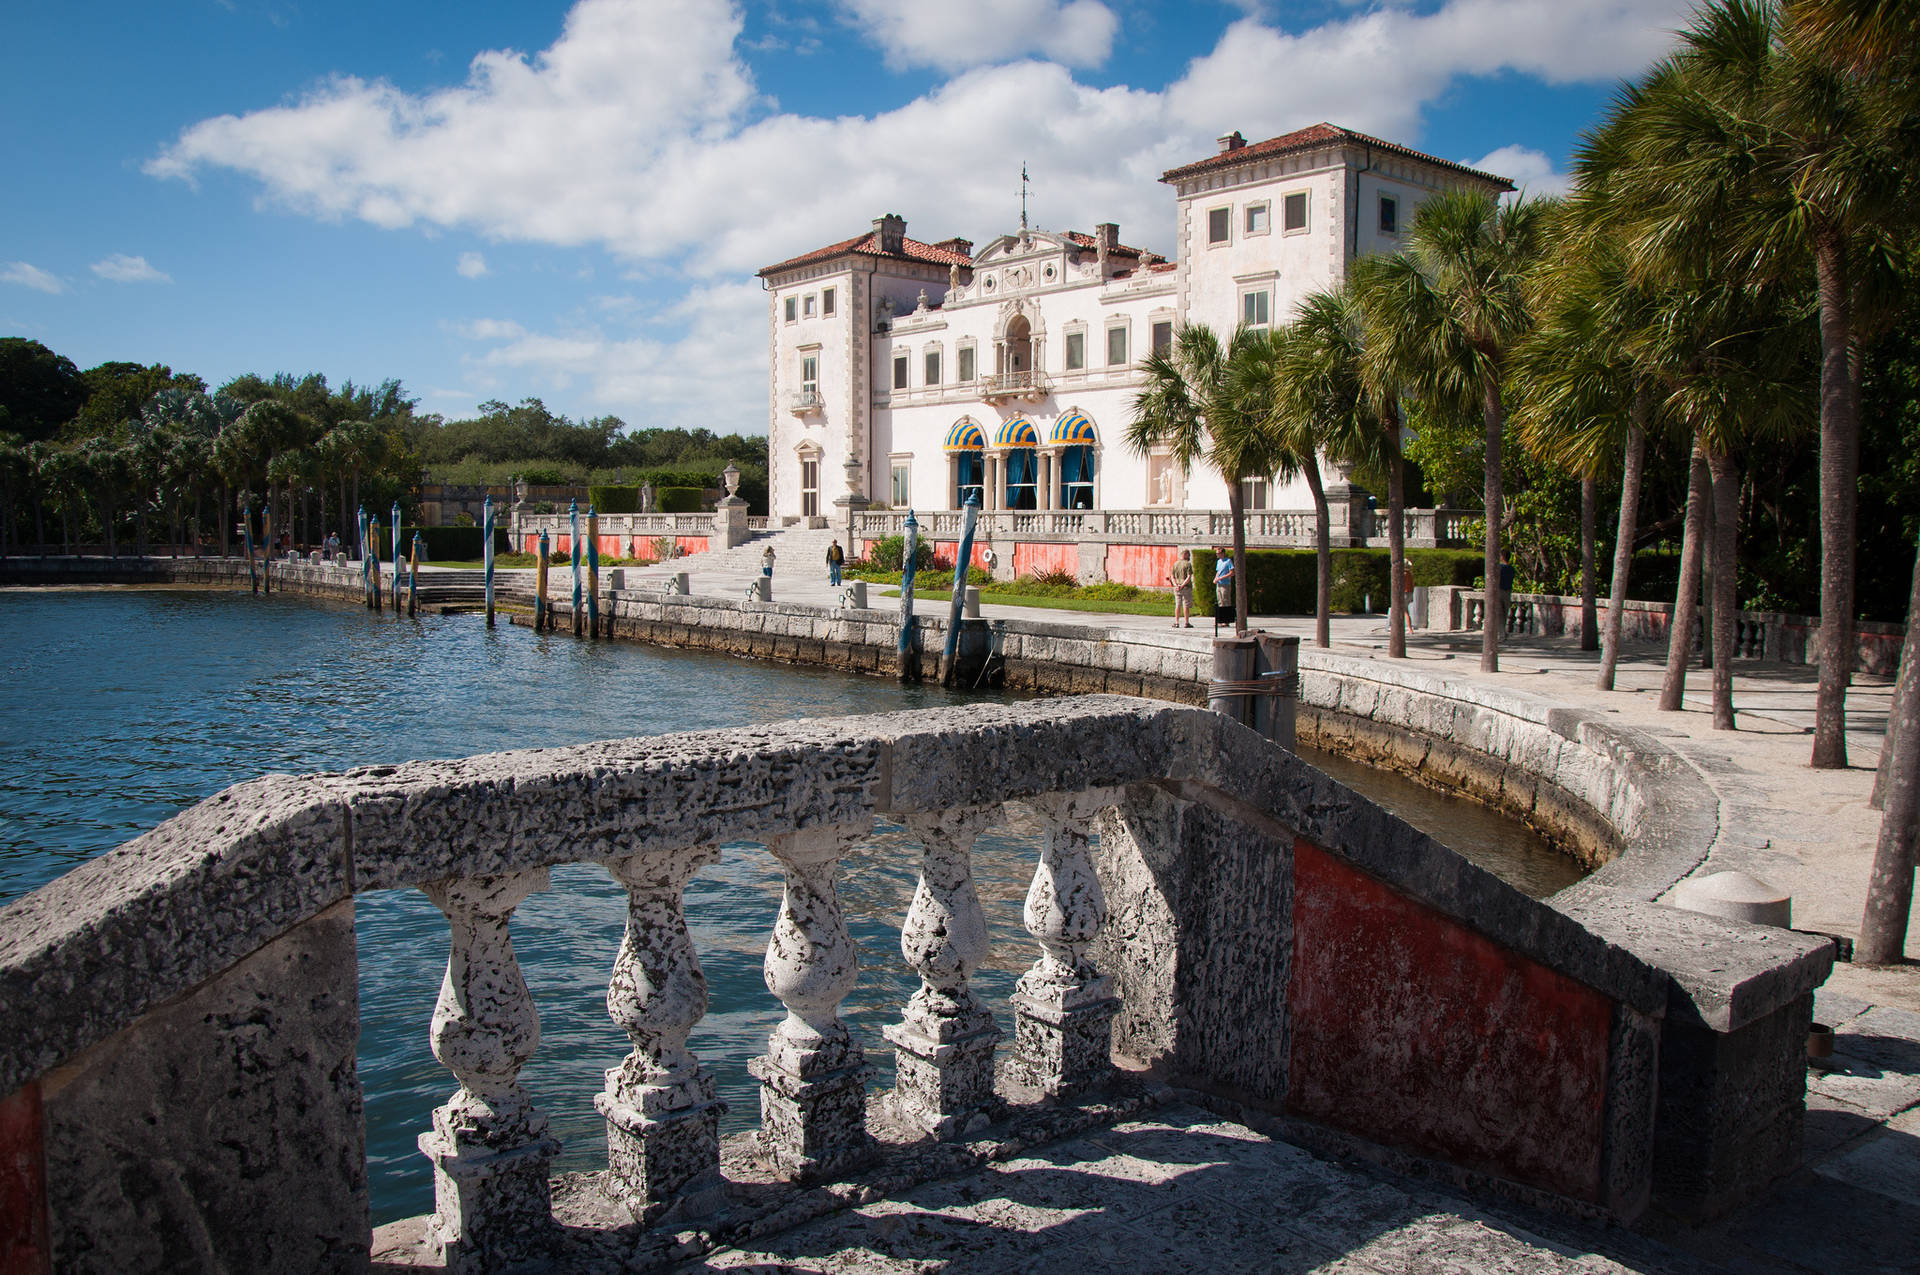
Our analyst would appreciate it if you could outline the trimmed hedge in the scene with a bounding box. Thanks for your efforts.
[396,525,513,560]
[1191,548,1483,617]
[657,486,704,513]
[588,485,642,513]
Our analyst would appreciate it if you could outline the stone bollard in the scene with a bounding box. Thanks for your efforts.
[963,586,980,619]
[747,577,770,603]
[1208,637,1259,728]
[1253,633,1299,751]
[841,581,868,610]
[1671,871,1792,929]
[606,568,625,592]
[668,572,690,596]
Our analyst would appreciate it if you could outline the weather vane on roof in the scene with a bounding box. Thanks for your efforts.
[1020,163,1030,233]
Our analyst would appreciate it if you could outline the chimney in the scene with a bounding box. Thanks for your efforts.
[1096,222,1119,251]
[873,213,906,256]
[934,237,974,258]
[1216,130,1246,154]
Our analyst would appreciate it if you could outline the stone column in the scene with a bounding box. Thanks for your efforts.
[1038,452,1054,511]
[1011,789,1125,1097]
[885,806,1006,1138]
[749,822,877,1178]
[985,455,1000,512]
[596,845,727,1221]
[417,868,560,1273]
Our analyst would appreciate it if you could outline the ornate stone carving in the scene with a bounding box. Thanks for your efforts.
[416,868,560,1272]
[596,844,726,1220]
[885,805,1006,1138]
[748,821,877,1178]
[1010,789,1125,1097]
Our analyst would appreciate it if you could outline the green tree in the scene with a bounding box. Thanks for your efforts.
[1363,189,1550,672]
[0,339,87,443]
[1128,323,1288,635]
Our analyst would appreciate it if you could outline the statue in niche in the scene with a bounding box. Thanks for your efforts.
[916,288,929,313]
[949,262,961,291]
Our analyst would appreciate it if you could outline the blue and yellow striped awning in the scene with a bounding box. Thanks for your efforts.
[992,416,1039,448]
[1050,410,1098,445]
[944,417,985,452]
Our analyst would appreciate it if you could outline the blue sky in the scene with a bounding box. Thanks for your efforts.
[2,0,1696,434]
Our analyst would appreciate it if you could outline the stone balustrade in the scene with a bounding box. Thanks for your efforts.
[0,697,1835,1272]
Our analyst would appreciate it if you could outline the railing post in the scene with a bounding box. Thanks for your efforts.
[597,845,726,1220]
[750,822,877,1178]
[417,868,559,1272]
[886,806,1006,1138]
[1011,788,1124,1098]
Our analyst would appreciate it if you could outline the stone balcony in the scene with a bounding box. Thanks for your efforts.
[0,697,1833,1272]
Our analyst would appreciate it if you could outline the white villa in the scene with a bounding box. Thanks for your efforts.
[758,123,1512,536]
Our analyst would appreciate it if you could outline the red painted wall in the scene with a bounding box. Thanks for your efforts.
[1013,542,1079,578]
[675,536,710,557]
[0,1082,50,1275]
[1288,839,1611,1202]
[1107,543,1184,588]
[598,534,624,560]
[929,540,992,571]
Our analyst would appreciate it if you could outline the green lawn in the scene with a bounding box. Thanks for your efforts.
[880,589,1175,617]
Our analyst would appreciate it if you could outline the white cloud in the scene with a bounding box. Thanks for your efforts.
[457,250,489,278]
[90,253,173,284]
[2,262,66,294]
[1469,144,1571,198]
[836,0,1119,71]
[457,318,527,341]
[456,281,768,429]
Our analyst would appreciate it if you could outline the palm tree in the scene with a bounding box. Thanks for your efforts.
[1128,323,1288,636]
[1239,324,1334,647]
[1363,189,1549,672]
[1598,0,1911,765]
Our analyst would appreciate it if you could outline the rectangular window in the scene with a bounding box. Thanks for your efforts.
[1379,196,1398,235]
[1207,207,1230,245]
[801,355,818,391]
[1246,203,1269,235]
[784,296,797,322]
[958,345,975,382]
[1151,320,1173,355]
[1242,290,1270,328]
[1241,475,1269,510]
[822,287,836,315]
[803,294,815,317]
[1284,191,1308,232]
[893,353,908,390]
[925,350,941,386]
[1065,331,1085,371]
[891,463,910,507]
[1107,325,1128,367]
[801,459,820,517]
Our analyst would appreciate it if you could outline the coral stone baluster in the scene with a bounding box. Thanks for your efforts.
[748,822,877,1179]
[886,805,1005,1138]
[597,844,727,1221]
[1011,789,1124,1098]
[416,868,559,1273]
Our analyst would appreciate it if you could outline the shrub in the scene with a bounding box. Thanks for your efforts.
[453,511,476,527]
[589,485,642,514]
[859,533,937,574]
[1191,548,1482,616]
[649,536,678,561]
[657,486,704,513]
[1028,568,1079,588]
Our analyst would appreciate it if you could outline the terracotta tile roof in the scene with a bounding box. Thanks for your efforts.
[758,230,973,277]
[1062,230,1166,264]
[1160,122,1514,190]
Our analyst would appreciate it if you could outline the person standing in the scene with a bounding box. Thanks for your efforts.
[1213,549,1234,607]
[1169,553,1194,628]
[762,545,776,578]
[826,539,845,587]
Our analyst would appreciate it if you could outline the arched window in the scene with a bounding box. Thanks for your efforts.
[945,417,985,508]
[1050,410,1099,510]
[995,416,1039,510]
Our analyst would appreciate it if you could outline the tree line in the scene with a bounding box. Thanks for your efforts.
[1129,0,1917,776]
[0,341,773,554]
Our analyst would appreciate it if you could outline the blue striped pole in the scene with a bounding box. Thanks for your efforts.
[358,507,370,606]
[483,495,496,628]
[408,532,422,618]
[586,504,600,637]
[369,518,383,612]
[941,490,981,686]
[241,505,257,594]
[897,508,919,681]
[390,501,402,593]
[569,499,583,636]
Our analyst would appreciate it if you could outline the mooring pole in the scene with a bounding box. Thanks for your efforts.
[535,529,551,632]
[483,494,496,629]
[941,492,981,686]
[358,507,370,607]
[390,501,402,588]
[897,508,920,683]
[370,520,384,612]
[566,499,581,636]
[260,504,274,596]
[408,532,422,618]
[241,506,258,595]
[586,504,601,637]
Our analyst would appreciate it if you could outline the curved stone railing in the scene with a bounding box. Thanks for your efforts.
[0,698,1834,1272]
